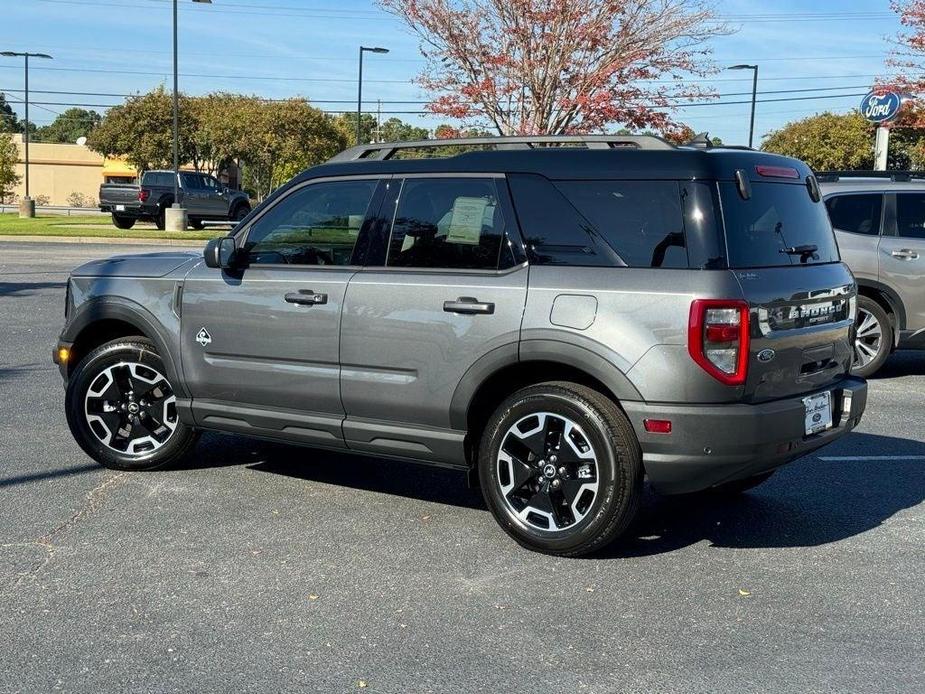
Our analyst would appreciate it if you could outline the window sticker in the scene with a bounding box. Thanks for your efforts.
[445,196,490,245]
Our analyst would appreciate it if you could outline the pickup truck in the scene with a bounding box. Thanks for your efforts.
[99,170,251,230]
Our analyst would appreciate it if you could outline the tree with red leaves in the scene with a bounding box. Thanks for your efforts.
[886,0,925,113]
[379,0,726,135]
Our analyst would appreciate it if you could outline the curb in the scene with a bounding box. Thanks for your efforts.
[0,235,207,247]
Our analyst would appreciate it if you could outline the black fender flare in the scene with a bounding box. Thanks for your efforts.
[448,339,643,430]
[62,296,188,399]
[856,278,906,340]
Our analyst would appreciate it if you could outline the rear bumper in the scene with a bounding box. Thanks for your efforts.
[623,376,867,494]
[99,203,152,217]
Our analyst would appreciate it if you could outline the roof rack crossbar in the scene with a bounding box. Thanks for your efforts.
[327,134,675,162]
[814,170,925,182]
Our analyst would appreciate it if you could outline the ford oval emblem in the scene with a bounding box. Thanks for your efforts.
[861,91,902,123]
[757,348,776,363]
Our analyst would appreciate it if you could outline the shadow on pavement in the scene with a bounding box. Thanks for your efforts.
[0,280,65,297]
[870,350,925,380]
[0,462,100,489]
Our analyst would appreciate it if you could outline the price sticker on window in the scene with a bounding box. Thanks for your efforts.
[445,197,490,245]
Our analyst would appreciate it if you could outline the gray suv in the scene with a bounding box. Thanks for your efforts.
[820,171,925,376]
[55,136,867,556]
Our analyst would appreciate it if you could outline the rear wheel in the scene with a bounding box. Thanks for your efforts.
[231,203,250,222]
[111,213,135,230]
[154,205,167,231]
[852,295,892,378]
[478,382,642,556]
[65,337,198,471]
[189,219,205,230]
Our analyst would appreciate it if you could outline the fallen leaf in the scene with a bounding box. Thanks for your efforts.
[586,587,595,593]
[308,594,319,601]
[738,589,751,597]
[358,680,368,689]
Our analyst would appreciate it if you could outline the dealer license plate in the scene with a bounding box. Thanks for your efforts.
[803,391,832,436]
[115,204,125,211]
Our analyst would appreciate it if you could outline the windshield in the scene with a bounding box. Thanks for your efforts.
[720,182,839,268]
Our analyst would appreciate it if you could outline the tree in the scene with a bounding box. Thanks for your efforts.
[0,131,21,202]
[379,0,727,135]
[762,112,875,170]
[0,94,22,133]
[35,108,102,143]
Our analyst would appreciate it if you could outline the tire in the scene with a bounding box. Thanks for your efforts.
[230,203,251,222]
[852,295,892,378]
[65,337,199,471]
[708,471,774,496]
[111,213,135,230]
[478,382,642,557]
[189,219,205,230]
[154,205,167,231]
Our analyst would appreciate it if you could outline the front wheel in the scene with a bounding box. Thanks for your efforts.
[478,382,642,556]
[65,338,199,471]
[852,295,892,378]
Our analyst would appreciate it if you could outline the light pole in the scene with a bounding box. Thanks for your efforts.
[728,64,758,148]
[357,46,389,146]
[167,0,212,231]
[1,50,53,218]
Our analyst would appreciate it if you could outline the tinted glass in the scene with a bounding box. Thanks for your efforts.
[895,193,925,239]
[181,173,203,190]
[720,182,839,267]
[387,178,506,270]
[555,181,688,268]
[245,180,376,265]
[507,174,622,267]
[825,194,882,235]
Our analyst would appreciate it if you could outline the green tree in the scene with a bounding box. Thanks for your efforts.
[0,94,22,133]
[0,131,20,202]
[761,112,875,170]
[35,108,102,143]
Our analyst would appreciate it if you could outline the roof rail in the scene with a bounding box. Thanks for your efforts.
[815,170,925,183]
[327,134,675,162]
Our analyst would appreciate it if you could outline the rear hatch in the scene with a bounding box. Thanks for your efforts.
[719,172,855,403]
[100,183,141,206]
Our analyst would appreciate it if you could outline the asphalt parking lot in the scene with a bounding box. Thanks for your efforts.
[1,241,923,694]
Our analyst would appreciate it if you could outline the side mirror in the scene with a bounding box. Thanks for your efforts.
[204,236,237,269]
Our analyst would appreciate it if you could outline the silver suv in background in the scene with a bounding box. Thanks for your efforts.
[820,171,925,376]
[55,136,867,556]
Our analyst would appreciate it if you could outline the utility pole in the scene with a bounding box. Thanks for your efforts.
[728,64,759,148]
[357,46,389,146]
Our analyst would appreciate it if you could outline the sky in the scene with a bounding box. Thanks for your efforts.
[0,0,911,146]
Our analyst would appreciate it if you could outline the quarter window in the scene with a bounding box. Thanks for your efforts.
[895,193,925,239]
[387,178,507,270]
[244,179,377,265]
[825,194,882,236]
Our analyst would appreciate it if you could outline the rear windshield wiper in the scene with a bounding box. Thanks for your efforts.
[780,244,818,262]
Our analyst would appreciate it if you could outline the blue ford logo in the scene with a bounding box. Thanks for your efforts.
[861,91,902,123]
[757,348,775,363]
[812,413,822,423]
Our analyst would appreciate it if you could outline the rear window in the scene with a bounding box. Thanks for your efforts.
[720,182,839,268]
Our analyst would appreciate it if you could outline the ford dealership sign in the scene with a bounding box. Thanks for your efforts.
[861,91,902,123]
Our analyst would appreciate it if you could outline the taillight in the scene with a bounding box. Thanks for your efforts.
[755,164,799,179]
[688,299,750,386]
[138,189,150,202]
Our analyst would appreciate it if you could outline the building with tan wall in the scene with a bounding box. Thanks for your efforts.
[7,134,137,207]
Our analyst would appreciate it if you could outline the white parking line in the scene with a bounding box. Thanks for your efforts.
[818,455,925,461]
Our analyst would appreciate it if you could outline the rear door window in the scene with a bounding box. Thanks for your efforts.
[720,182,839,267]
[825,194,882,235]
[895,193,925,239]
[555,181,688,268]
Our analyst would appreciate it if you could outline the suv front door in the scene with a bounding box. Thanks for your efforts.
[339,175,528,465]
[881,192,925,333]
[180,177,384,446]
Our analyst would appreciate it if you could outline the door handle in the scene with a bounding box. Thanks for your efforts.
[443,296,495,315]
[284,290,328,306]
[891,249,920,260]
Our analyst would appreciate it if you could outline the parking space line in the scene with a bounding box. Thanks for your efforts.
[818,455,925,461]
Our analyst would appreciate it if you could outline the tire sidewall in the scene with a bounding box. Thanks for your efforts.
[479,390,627,555]
[853,296,892,377]
[65,340,192,471]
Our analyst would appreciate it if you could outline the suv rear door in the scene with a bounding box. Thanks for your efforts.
[824,191,883,286]
[180,176,385,445]
[880,192,925,333]
[338,175,528,465]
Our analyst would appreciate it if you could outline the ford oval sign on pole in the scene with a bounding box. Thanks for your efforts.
[861,91,902,171]
[861,91,902,123]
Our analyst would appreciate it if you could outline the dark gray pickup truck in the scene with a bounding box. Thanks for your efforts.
[99,170,251,230]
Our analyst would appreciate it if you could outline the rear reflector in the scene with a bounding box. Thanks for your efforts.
[756,164,800,179]
[689,299,750,386]
[644,419,672,434]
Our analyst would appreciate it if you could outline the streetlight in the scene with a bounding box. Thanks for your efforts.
[357,46,389,145]
[168,0,212,231]
[728,64,758,148]
[1,50,53,218]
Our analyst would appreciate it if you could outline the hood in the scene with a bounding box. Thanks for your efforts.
[71,251,200,278]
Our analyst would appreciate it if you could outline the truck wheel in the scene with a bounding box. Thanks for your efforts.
[65,337,199,471]
[852,295,892,378]
[154,205,167,231]
[189,219,205,230]
[111,214,135,230]
[231,204,251,222]
[478,382,642,556]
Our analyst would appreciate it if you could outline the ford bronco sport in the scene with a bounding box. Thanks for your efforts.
[55,135,867,556]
